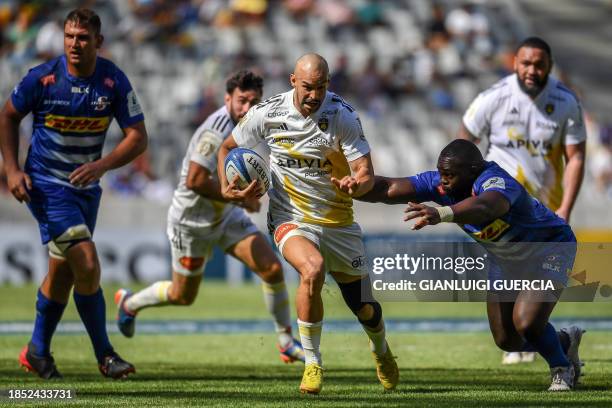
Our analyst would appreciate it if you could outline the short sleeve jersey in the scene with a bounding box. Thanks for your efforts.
[168,106,236,228]
[232,90,370,227]
[408,161,567,243]
[462,74,586,210]
[11,55,144,188]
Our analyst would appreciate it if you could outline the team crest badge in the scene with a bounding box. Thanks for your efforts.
[317,117,329,131]
[545,103,555,115]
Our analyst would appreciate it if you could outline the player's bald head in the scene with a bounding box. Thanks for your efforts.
[293,53,329,80]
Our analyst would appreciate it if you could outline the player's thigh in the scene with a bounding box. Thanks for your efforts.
[167,222,212,280]
[271,218,324,279]
[226,232,282,281]
[321,223,367,280]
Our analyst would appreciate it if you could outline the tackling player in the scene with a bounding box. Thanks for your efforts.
[359,139,584,391]
[114,71,304,364]
[0,9,147,379]
[218,54,399,394]
[458,36,586,364]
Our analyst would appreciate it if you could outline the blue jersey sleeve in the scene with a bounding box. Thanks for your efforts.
[474,171,521,206]
[10,69,43,114]
[112,69,144,128]
[407,171,442,203]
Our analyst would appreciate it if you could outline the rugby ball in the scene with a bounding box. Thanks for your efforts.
[224,147,271,197]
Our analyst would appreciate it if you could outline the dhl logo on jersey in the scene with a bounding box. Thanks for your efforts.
[470,218,510,242]
[44,114,110,133]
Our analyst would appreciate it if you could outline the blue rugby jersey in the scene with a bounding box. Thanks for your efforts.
[408,161,568,243]
[11,55,144,188]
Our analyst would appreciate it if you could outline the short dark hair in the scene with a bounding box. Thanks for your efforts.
[439,139,484,171]
[64,8,102,35]
[516,36,552,61]
[226,70,264,95]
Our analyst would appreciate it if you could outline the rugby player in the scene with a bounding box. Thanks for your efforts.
[114,71,304,364]
[359,139,584,391]
[218,54,399,394]
[0,9,147,379]
[458,37,586,364]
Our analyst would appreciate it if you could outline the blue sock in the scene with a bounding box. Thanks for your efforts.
[30,290,66,357]
[73,288,113,364]
[522,323,570,368]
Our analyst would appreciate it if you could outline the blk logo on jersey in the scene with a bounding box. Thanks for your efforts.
[44,114,110,133]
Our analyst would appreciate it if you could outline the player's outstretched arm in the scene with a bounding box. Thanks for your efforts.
[356,176,419,204]
[217,134,259,204]
[0,99,31,203]
[457,123,480,144]
[69,121,148,187]
[404,191,510,230]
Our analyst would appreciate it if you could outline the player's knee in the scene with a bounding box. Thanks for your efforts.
[337,278,382,328]
[299,257,325,290]
[513,317,546,339]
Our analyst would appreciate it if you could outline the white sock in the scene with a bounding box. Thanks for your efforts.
[125,281,172,313]
[298,319,322,366]
[363,319,388,355]
[262,281,292,348]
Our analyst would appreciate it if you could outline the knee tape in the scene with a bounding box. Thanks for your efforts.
[48,224,92,259]
[337,277,383,327]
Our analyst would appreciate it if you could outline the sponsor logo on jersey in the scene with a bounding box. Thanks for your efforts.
[104,78,115,88]
[43,99,70,106]
[322,109,338,115]
[267,110,289,118]
[505,139,553,152]
[545,103,555,115]
[196,131,221,157]
[536,120,559,130]
[470,218,511,242]
[317,117,329,131]
[502,120,526,127]
[40,74,56,86]
[351,255,365,269]
[44,114,110,133]
[270,123,289,131]
[273,136,295,147]
[71,86,89,94]
[92,96,111,111]
[276,157,332,169]
[509,107,519,114]
[307,136,330,147]
[274,223,298,244]
[127,90,143,117]
[482,177,505,191]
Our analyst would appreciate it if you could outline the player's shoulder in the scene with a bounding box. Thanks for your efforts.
[96,57,122,75]
[327,91,357,115]
[200,106,233,136]
[475,162,518,191]
[252,91,288,114]
[480,75,513,99]
[548,76,581,107]
[23,56,63,83]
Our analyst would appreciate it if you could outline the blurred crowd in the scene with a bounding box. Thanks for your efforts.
[0,0,610,201]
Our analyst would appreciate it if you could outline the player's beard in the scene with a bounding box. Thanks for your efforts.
[518,74,548,97]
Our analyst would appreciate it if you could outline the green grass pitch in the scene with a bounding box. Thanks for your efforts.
[0,283,610,407]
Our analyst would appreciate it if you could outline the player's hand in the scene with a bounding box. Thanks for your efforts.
[222,175,260,204]
[331,176,359,196]
[6,169,32,203]
[69,161,107,187]
[404,202,441,230]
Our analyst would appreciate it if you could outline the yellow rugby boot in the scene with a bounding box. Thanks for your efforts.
[299,363,323,394]
[372,342,399,391]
